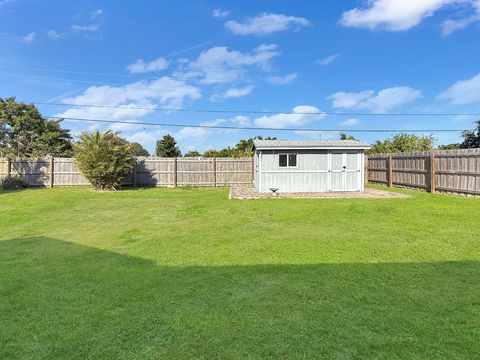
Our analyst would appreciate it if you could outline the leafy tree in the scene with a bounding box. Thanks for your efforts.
[340,133,357,140]
[202,136,278,158]
[156,134,181,157]
[438,143,461,150]
[130,142,150,156]
[0,97,72,157]
[184,150,201,157]
[460,120,480,148]
[367,134,436,154]
[74,130,135,191]
[203,148,235,158]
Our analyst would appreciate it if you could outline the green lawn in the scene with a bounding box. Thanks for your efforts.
[1,186,479,359]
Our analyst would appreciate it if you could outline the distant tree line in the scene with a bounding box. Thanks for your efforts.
[366,121,480,154]
[155,135,277,158]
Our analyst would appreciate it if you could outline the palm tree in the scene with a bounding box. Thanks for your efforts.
[340,133,357,140]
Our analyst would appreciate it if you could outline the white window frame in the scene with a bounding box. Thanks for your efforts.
[278,153,298,168]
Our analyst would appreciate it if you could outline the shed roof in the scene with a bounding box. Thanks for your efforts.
[252,140,371,150]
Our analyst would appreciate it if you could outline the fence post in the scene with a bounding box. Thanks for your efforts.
[388,154,393,188]
[132,159,137,187]
[173,157,177,187]
[49,157,54,187]
[6,158,11,177]
[430,151,436,193]
[251,156,255,184]
[364,155,369,185]
[213,157,217,187]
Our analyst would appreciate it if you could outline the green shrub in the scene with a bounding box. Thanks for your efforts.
[74,131,135,191]
[1,176,29,190]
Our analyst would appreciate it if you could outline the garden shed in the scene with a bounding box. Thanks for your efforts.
[252,140,370,193]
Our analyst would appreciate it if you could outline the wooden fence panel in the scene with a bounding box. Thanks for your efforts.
[391,154,429,189]
[10,158,50,186]
[135,157,175,186]
[0,158,7,177]
[53,158,89,186]
[1,157,253,188]
[367,156,388,184]
[434,149,480,195]
[367,149,480,196]
[177,158,215,186]
[215,158,253,185]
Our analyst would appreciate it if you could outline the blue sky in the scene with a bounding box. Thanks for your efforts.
[1,0,480,153]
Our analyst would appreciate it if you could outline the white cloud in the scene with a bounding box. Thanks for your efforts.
[90,9,104,19]
[330,90,374,109]
[442,14,480,35]
[225,12,310,35]
[57,77,201,122]
[254,105,326,128]
[329,86,422,113]
[212,9,230,18]
[108,122,144,133]
[267,73,297,85]
[224,86,255,98]
[71,24,99,32]
[179,44,281,84]
[231,115,251,127]
[46,30,65,40]
[340,0,472,31]
[438,73,480,104]
[317,53,340,66]
[127,57,170,74]
[340,118,361,126]
[126,129,167,151]
[176,119,227,140]
[20,32,35,43]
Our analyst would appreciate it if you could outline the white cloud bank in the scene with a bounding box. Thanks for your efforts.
[223,86,255,98]
[127,57,170,74]
[340,0,480,33]
[57,77,201,122]
[329,86,422,113]
[225,12,310,35]
[438,73,480,104]
[254,106,326,128]
[178,44,281,84]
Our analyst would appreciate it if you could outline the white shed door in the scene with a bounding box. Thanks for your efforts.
[330,153,344,191]
[329,152,361,191]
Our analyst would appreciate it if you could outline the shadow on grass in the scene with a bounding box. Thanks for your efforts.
[1,237,479,359]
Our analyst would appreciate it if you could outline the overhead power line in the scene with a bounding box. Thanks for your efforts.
[35,101,480,117]
[49,116,467,133]
[0,70,389,89]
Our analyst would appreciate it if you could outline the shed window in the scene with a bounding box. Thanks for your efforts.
[288,154,297,167]
[279,154,297,167]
